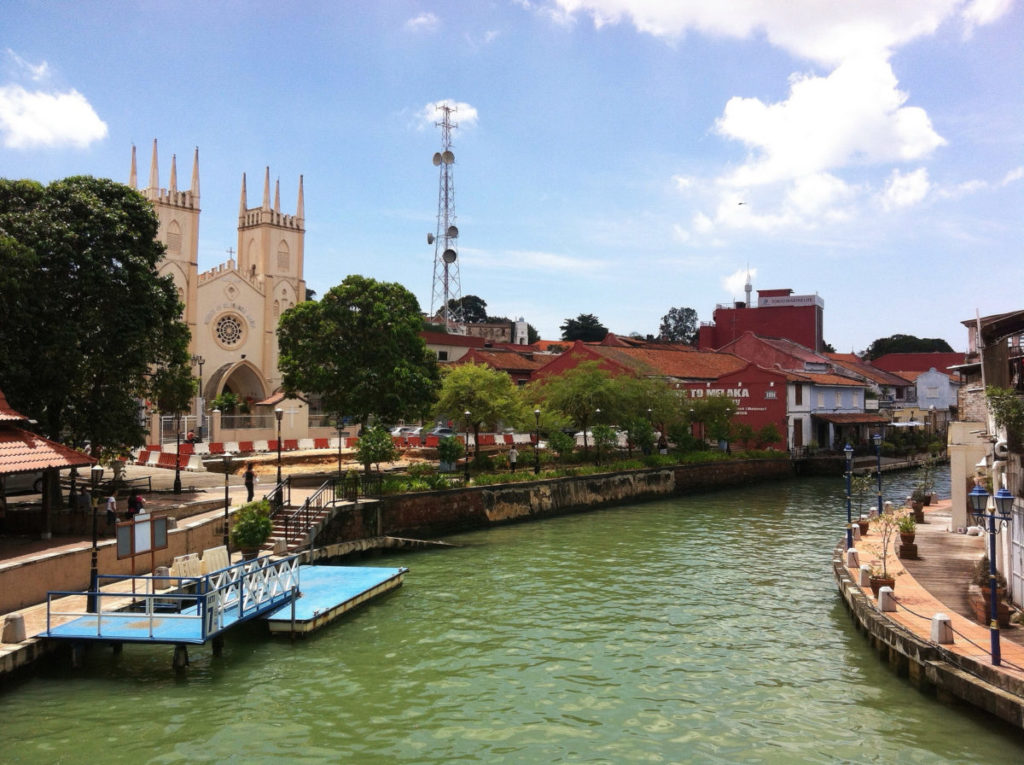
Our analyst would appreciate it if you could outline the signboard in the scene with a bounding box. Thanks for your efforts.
[116,512,169,560]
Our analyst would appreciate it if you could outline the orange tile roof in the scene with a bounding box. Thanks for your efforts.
[0,427,95,475]
[458,349,547,371]
[587,346,747,380]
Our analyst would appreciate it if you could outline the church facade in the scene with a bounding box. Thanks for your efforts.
[129,140,306,435]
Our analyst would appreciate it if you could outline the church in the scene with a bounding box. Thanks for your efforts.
[130,140,307,439]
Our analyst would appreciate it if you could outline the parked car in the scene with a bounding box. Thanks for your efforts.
[2,471,44,495]
[428,426,455,437]
[391,426,422,438]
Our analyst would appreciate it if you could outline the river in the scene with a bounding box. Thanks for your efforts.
[2,466,1021,762]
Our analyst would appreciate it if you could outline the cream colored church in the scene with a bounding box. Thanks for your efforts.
[130,140,308,440]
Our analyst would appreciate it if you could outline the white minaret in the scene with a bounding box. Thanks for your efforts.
[745,267,753,307]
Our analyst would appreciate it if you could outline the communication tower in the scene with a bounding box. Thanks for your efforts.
[427,104,463,333]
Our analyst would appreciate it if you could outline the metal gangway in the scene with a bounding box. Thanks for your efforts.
[44,555,300,647]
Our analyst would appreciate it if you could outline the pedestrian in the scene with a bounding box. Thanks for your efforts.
[508,445,518,473]
[658,433,668,455]
[76,486,91,514]
[244,463,256,502]
[105,492,117,533]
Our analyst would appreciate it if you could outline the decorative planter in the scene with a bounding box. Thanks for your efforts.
[911,501,925,523]
[856,520,870,535]
[967,584,1011,627]
[869,576,895,596]
[899,531,915,546]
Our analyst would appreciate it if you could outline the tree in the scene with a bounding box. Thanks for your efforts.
[433,363,526,459]
[532,361,617,451]
[685,396,738,447]
[278,275,440,428]
[356,425,399,472]
[0,176,190,457]
[560,313,608,342]
[658,307,698,344]
[863,334,954,360]
[527,324,540,344]
[447,294,488,324]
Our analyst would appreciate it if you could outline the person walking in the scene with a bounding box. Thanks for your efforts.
[105,492,117,534]
[508,445,519,473]
[244,463,256,502]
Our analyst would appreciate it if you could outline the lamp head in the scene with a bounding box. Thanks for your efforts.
[968,484,989,522]
[275,407,284,423]
[993,487,1014,520]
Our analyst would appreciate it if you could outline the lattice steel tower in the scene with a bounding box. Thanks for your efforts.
[428,104,463,333]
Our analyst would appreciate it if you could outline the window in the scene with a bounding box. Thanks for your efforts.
[437,350,448,361]
[277,240,290,271]
[214,313,245,348]
[765,390,776,400]
[794,384,803,405]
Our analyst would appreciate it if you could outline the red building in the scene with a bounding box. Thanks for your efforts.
[680,363,789,450]
[697,288,824,352]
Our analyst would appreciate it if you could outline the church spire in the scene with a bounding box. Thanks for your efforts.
[148,139,159,190]
[129,144,137,188]
[296,175,304,220]
[262,167,270,211]
[274,178,280,213]
[239,173,248,217]
[169,154,178,194]
[190,147,200,197]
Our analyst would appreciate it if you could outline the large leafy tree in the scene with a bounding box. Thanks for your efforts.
[863,334,954,360]
[447,294,489,324]
[560,313,608,342]
[278,274,439,427]
[0,176,190,456]
[433,363,526,459]
[531,361,618,451]
[658,306,698,344]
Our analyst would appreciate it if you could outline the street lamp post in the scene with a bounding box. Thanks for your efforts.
[873,432,883,517]
[87,463,104,613]
[967,483,1015,666]
[844,444,854,550]
[173,412,182,495]
[534,408,541,475]
[336,417,344,477]
[191,354,205,440]
[464,411,471,484]
[222,454,232,551]
[275,408,284,486]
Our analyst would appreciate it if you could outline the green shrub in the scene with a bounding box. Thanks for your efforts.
[230,499,273,550]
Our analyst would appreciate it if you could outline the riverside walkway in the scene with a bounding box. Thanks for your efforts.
[835,498,1024,729]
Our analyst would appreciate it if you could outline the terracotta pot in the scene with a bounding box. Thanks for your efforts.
[857,520,870,535]
[869,576,895,596]
[899,531,915,545]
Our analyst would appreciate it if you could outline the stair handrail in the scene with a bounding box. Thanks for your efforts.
[279,479,335,554]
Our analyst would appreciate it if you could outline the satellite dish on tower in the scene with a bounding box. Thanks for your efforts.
[432,152,442,166]
[442,150,455,164]
[427,233,435,245]
[442,249,457,264]
[446,225,459,238]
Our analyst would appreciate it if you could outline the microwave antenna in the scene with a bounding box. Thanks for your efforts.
[428,103,464,333]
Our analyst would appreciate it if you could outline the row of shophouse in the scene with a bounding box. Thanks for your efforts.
[423,328,961,454]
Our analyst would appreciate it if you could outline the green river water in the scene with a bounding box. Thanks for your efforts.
[2,468,1022,763]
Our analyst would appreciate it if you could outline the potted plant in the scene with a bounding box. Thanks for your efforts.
[868,504,907,595]
[968,554,1012,627]
[437,435,465,473]
[230,499,273,559]
[898,513,916,545]
[856,515,871,535]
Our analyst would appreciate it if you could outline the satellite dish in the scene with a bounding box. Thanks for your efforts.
[442,249,457,264]
[432,152,442,166]
[427,233,435,245]
[446,225,459,238]
[442,150,455,164]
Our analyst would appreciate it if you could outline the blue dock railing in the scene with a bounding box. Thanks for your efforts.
[45,555,300,644]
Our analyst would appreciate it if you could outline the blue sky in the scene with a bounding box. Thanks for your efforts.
[2,1,1021,353]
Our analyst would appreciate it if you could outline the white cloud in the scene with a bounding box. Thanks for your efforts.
[469,246,600,273]
[1002,166,1024,185]
[672,174,694,190]
[880,167,930,210]
[5,49,50,81]
[404,13,439,33]
[547,1,1008,65]
[715,55,945,188]
[0,84,107,149]
[417,99,480,130]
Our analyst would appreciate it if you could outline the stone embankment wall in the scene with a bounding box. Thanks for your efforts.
[321,459,792,545]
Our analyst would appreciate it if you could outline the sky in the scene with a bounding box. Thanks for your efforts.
[2,1,1022,354]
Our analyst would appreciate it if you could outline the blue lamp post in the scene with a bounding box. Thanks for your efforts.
[967,483,1015,666]
[872,432,883,517]
[844,443,854,550]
